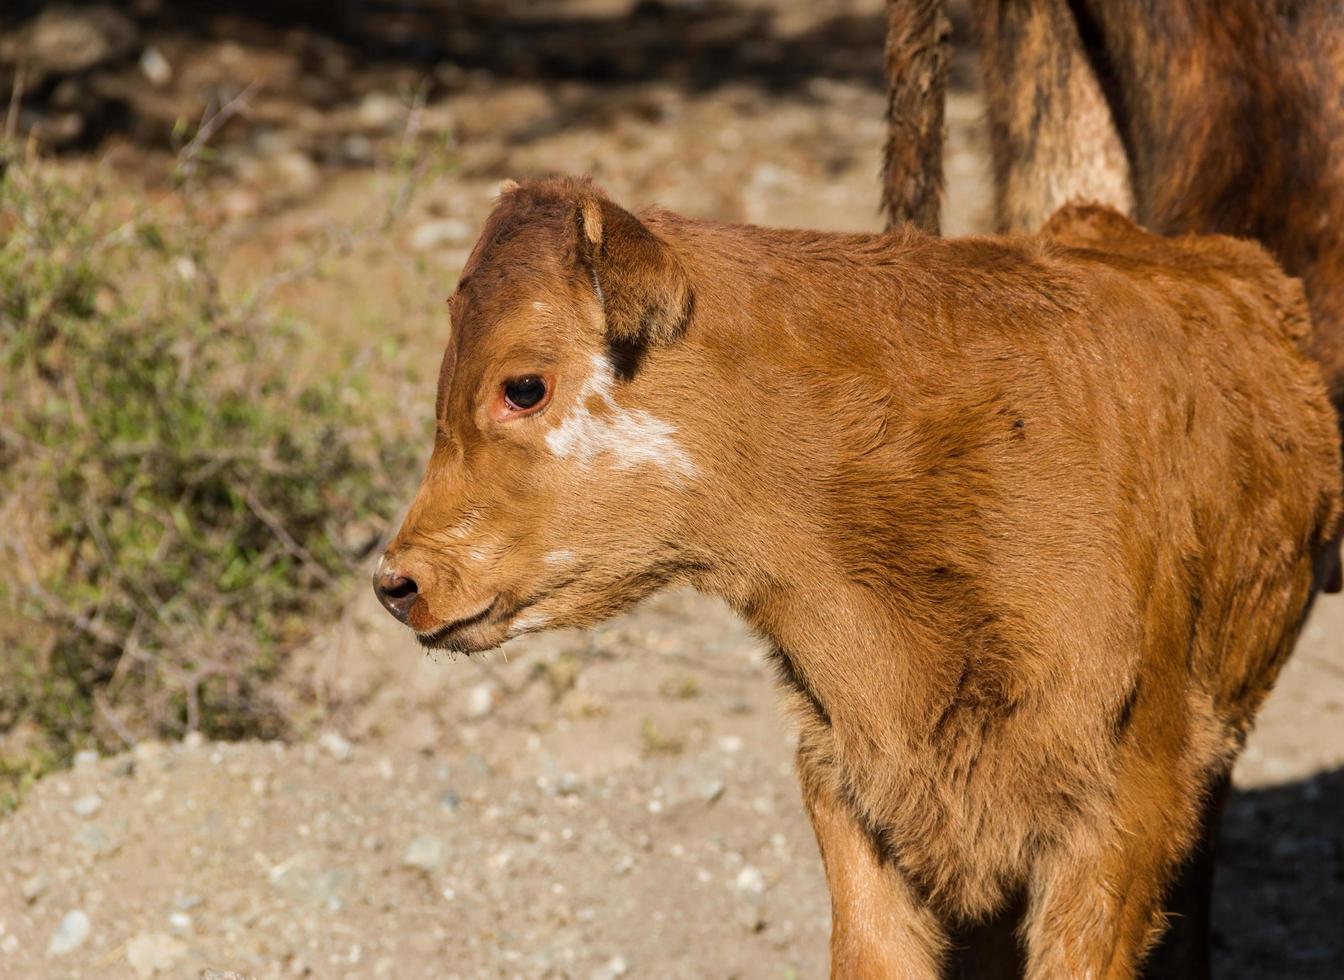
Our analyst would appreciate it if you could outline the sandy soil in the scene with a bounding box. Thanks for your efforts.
[1,1,1340,977]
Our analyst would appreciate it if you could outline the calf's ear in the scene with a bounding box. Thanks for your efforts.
[575,195,692,348]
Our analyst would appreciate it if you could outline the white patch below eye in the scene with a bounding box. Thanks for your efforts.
[544,354,697,481]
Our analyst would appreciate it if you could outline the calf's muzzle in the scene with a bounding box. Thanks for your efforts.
[373,566,419,624]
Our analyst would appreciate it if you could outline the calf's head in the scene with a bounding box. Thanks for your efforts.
[374,178,707,652]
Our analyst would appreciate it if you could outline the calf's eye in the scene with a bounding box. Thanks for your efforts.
[502,375,549,413]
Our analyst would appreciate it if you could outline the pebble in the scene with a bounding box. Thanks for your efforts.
[221,188,262,221]
[319,731,353,762]
[126,931,187,976]
[403,835,446,873]
[464,682,497,719]
[591,954,629,980]
[356,91,405,132]
[21,873,48,903]
[139,46,172,86]
[47,910,91,957]
[734,866,766,896]
[27,5,139,75]
[73,749,100,770]
[267,151,319,198]
[134,740,165,762]
[410,219,472,253]
[72,793,103,817]
[73,823,119,857]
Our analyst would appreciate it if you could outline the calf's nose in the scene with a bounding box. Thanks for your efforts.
[373,566,419,623]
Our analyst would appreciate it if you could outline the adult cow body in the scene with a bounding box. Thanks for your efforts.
[883,1,1344,973]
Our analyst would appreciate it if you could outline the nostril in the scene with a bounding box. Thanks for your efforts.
[373,568,419,623]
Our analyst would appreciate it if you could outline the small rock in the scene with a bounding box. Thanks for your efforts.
[556,772,582,796]
[403,835,445,873]
[267,151,319,199]
[134,740,165,762]
[73,823,119,857]
[339,134,376,166]
[438,788,461,812]
[591,954,629,980]
[21,872,48,903]
[221,188,262,221]
[410,219,471,253]
[718,735,744,754]
[734,866,766,896]
[182,731,205,751]
[168,911,193,934]
[464,682,497,719]
[73,749,100,770]
[735,903,767,933]
[318,731,353,762]
[72,793,103,817]
[356,91,405,132]
[111,755,136,778]
[27,5,139,75]
[126,931,187,977]
[139,46,172,86]
[47,910,91,957]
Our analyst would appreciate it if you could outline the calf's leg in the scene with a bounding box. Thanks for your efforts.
[799,752,946,979]
[1021,756,1214,979]
[1138,772,1231,980]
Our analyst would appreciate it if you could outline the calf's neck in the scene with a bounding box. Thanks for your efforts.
[376,178,1341,978]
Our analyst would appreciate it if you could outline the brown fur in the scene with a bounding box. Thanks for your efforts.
[882,0,1344,594]
[378,179,1341,978]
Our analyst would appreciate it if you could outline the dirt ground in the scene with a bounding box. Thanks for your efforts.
[1,1,1341,977]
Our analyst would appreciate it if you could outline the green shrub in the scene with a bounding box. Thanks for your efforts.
[0,157,412,804]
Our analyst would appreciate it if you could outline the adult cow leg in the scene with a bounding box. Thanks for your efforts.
[971,0,1133,232]
[797,738,946,979]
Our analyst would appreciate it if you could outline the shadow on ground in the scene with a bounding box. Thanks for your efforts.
[1213,766,1344,978]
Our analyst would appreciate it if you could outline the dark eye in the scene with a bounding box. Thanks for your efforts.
[503,375,548,411]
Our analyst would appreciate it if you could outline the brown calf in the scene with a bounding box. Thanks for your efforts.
[375,178,1340,978]
[883,0,1344,591]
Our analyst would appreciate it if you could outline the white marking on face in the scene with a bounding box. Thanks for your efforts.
[544,549,576,566]
[544,355,697,480]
